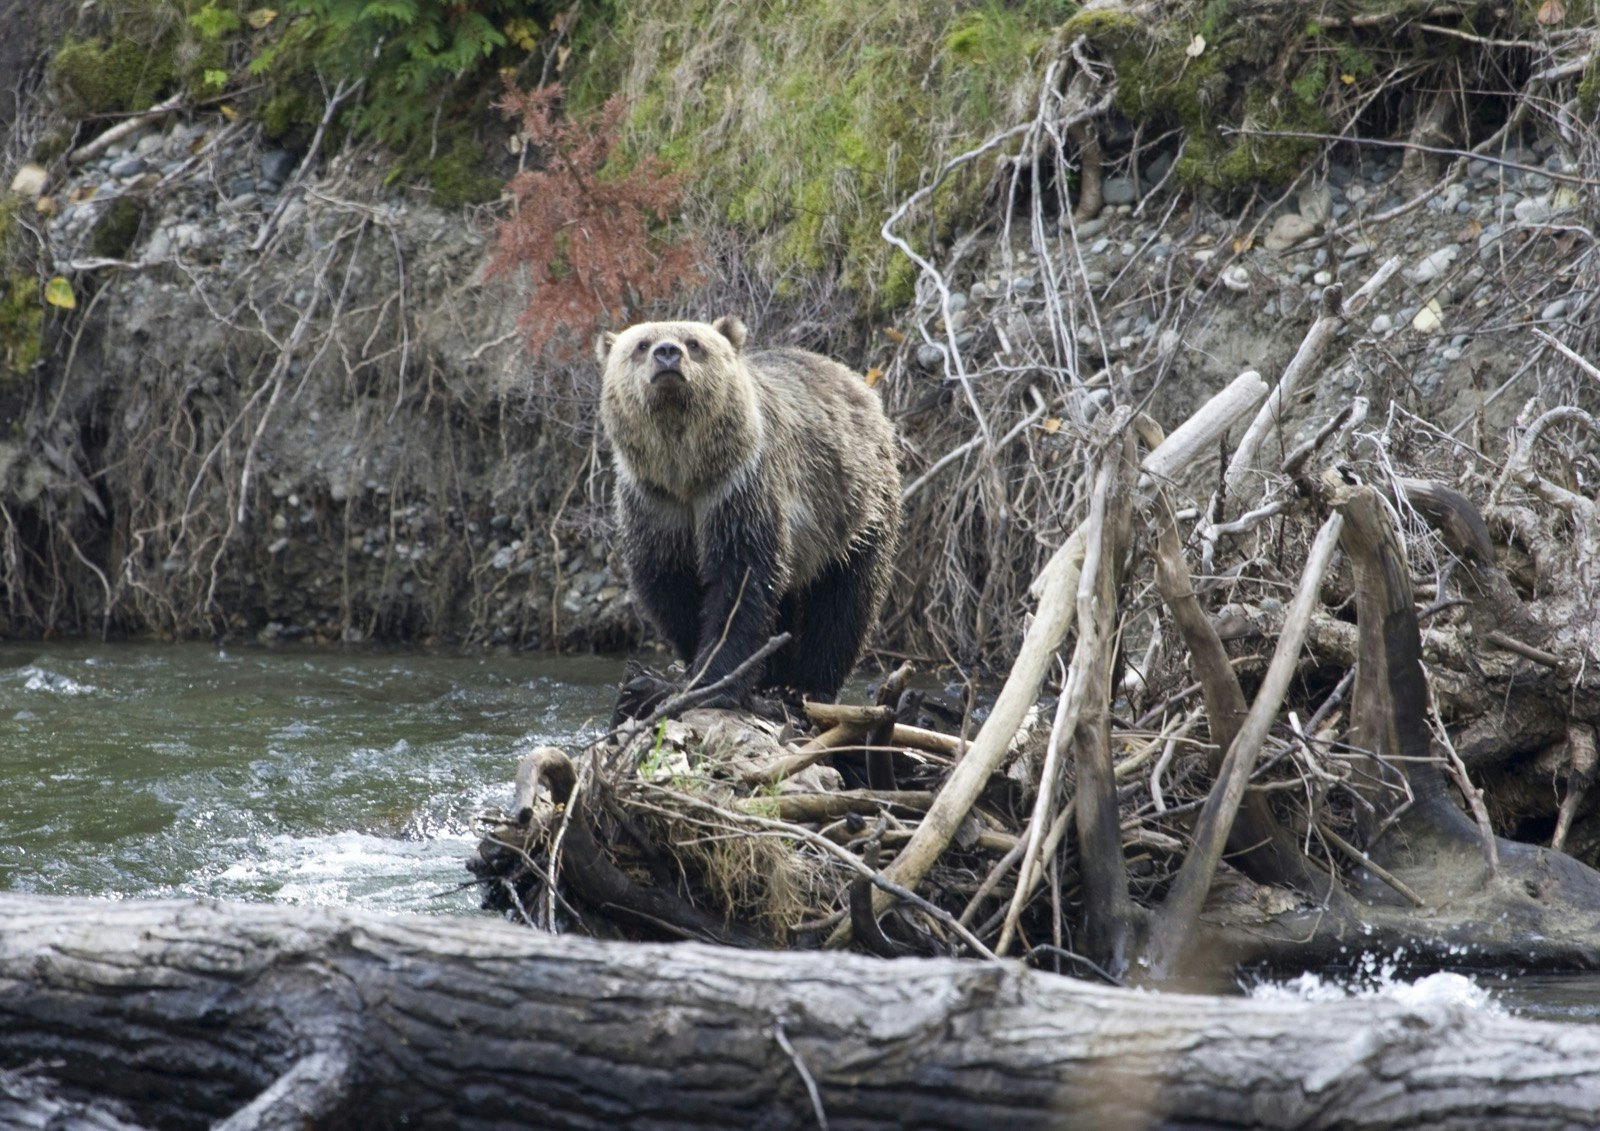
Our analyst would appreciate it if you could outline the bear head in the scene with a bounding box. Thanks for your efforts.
[596,316,749,415]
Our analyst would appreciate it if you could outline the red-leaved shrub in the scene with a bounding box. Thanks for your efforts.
[487,82,700,357]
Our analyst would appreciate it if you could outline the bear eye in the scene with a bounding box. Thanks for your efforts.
[634,339,651,355]
[686,338,702,354]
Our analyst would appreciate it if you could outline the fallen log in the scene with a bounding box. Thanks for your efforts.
[3,893,1600,1131]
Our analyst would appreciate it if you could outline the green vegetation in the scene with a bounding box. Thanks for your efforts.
[1064,3,1330,193]
[578,1,1070,312]
[88,198,148,261]
[49,0,233,117]
[0,201,43,385]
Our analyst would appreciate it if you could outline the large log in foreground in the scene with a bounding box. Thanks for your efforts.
[2,894,1600,1131]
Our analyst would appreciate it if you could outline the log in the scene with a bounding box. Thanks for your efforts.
[4,893,1600,1131]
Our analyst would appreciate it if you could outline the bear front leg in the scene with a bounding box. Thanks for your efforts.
[618,483,702,664]
[782,535,888,702]
[691,481,782,707]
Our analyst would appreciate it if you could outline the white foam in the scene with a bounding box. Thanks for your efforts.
[17,666,97,696]
[200,829,478,912]
[1247,953,1501,1014]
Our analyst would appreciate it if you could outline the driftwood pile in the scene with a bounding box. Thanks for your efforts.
[472,261,1600,984]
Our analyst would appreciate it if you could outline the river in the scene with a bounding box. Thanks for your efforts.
[0,640,619,914]
[3,641,1598,1023]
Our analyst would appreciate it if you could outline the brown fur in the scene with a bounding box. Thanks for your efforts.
[597,316,899,702]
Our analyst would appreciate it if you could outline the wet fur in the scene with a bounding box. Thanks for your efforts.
[597,316,900,705]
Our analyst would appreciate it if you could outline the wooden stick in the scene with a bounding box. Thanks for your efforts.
[67,93,184,165]
[739,791,938,822]
[1225,257,1402,504]
[828,371,1297,949]
[1146,512,1346,978]
[1139,370,1267,489]
[1149,490,1323,892]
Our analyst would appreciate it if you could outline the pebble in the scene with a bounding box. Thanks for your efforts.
[1221,264,1251,292]
[1541,298,1570,321]
[1313,270,1333,286]
[1370,314,1394,334]
[916,343,945,369]
[1264,212,1316,251]
[1297,184,1333,226]
[1090,237,1110,255]
[109,156,146,178]
[1412,298,1445,333]
[1102,176,1136,206]
[1071,216,1109,239]
[260,149,297,185]
[1409,245,1459,283]
[1513,196,1552,225]
[10,163,48,198]
[1342,241,1372,260]
[1345,183,1367,203]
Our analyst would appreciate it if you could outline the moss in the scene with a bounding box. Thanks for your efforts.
[1580,52,1600,119]
[88,198,148,260]
[51,35,178,117]
[0,273,43,380]
[423,138,503,209]
[260,89,320,150]
[0,200,43,383]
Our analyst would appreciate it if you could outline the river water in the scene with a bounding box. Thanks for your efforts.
[3,641,1598,1023]
[0,641,619,914]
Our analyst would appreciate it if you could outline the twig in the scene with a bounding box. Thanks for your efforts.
[67,93,184,164]
[1316,824,1425,907]
[773,1020,830,1131]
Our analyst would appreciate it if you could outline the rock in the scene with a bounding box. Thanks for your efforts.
[1344,183,1367,203]
[143,229,173,261]
[9,163,48,199]
[109,156,146,178]
[1263,213,1317,251]
[1477,223,1505,259]
[1370,314,1393,335]
[1513,196,1552,225]
[945,290,969,314]
[1341,241,1372,261]
[1297,185,1333,226]
[1409,245,1459,284]
[1144,151,1175,183]
[228,175,256,198]
[1541,298,1570,322]
[1412,299,1445,334]
[1221,265,1251,292]
[1071,216,1110,239]
[1313,270,1333,286]
[1102,176,1136,206]
[916,343,945,369]
[260,149,297,185]
[1089,237,1110,255]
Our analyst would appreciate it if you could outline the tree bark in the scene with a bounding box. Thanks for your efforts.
[4,893,1600,1131]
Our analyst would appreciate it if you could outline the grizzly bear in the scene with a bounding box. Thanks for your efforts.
[596,316,900,708]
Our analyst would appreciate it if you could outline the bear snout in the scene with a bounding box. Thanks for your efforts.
[651,342,683,373]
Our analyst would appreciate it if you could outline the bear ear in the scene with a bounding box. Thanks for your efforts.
[712,316,747,353]
[594,331,618,365]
